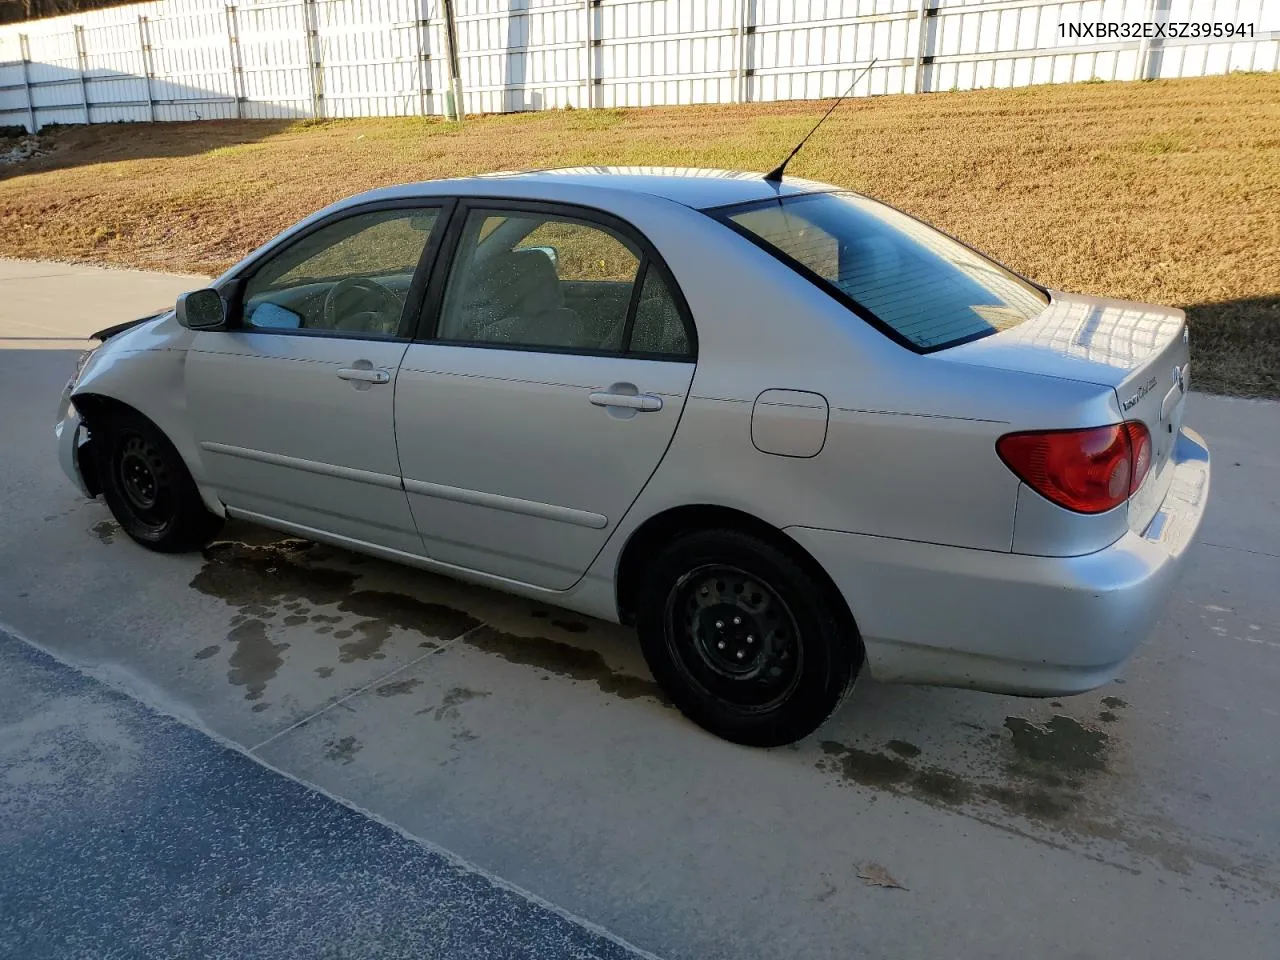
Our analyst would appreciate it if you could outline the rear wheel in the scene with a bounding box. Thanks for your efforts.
[636,529,859,746]
[92,408,222,552]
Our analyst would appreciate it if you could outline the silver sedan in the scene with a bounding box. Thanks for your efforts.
[56,168,1210,746]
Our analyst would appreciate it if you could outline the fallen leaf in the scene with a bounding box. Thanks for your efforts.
[857,863,907,890]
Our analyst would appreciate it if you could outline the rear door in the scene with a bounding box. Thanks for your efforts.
[186,202,448,555]
[394,200,697,589]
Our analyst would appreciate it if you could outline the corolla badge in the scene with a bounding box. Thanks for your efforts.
[1121,375,1159,412]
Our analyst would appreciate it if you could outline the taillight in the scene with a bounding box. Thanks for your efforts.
[996,422,1152,514]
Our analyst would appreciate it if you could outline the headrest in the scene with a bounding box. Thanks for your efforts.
[467,249,562,318]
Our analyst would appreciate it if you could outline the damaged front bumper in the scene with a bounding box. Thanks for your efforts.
[55,379,97,499]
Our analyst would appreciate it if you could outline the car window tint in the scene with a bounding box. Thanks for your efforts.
[733,208,840,280]
[627,266,690,356]
[437,210,641,351]
[242,208,438,338]
[726,193,1048,351]
[515,220,638,283]
[477,216,507,242]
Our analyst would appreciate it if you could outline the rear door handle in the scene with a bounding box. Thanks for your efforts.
[338,366,391,384]
[589,391,663,412]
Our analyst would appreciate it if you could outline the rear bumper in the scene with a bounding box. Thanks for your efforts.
[786,426,1211,695]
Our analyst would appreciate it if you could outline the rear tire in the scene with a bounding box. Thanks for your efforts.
[92,408,223,552]
[636,529,860,747]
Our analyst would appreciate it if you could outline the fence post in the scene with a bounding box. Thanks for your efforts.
[18,33,36,133]
[582,0,592,108]
[225,5,244,119]
[1135,0,1154,79]
[416,2,430,116]
[73,24,90,124]
[441,0,463,120]
[911,0,933,94]
[734,0,752,103]
[302,0,324,119]
[1135,0,1170,80]
[136,16,155,122]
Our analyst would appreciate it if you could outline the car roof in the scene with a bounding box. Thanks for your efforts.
[353,167,835,211]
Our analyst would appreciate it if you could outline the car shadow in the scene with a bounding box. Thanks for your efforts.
[1183,294,1280,399]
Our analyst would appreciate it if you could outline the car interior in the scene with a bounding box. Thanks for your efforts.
[241,207,690,355]
[441,214,689,354]
[245,273,415,337]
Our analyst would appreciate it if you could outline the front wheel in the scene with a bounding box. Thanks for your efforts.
[636,529,860,747]
[91,408,223,552]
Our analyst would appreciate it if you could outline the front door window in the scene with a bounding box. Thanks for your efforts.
[242,208,440,338]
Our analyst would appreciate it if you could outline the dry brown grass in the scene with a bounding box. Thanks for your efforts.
[2,73,1277,395]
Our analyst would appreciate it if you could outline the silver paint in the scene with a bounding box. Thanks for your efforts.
[56,168,1211,698]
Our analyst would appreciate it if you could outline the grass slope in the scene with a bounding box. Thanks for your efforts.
[2,73,1276,396]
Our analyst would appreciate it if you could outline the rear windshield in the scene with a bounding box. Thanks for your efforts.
[718,192,1049,352]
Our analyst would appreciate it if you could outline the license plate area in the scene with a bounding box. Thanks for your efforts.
[1157,381,1187,464]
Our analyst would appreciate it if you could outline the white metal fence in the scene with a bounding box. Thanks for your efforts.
[1,0,1277,132]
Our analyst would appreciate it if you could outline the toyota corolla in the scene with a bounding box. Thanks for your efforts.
[56,168,1210,746]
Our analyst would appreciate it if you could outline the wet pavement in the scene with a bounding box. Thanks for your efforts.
[3,259,1279,959]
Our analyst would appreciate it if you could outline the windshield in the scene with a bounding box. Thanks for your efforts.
[719,192,1049,352]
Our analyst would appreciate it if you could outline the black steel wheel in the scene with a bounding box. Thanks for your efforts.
[665,564,804,713]
[92,406,223,552]
[114,432,176,538]
[637,529,860,746]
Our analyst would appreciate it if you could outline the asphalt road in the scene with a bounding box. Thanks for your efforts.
[2,258,1279,959]
[0,634,657,960]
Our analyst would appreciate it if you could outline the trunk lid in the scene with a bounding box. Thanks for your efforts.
[944,291,1190,532]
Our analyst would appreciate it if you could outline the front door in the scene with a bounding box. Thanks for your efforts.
[395,202,697,590]
[186,203,446,555]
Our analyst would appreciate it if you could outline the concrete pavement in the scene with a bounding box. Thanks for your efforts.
[0,258,208,346]
[1,258,1278,959]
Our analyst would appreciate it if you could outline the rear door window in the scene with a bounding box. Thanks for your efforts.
[721,192,1048,352]
[432,206,694,358]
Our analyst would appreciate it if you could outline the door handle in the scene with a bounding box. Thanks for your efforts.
[589,391,663,412]
[338,366,391,384]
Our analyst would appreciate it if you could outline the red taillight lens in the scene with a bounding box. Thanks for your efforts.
[996,422,1152,514]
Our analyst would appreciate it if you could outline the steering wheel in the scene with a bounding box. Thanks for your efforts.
[322,277,402,335]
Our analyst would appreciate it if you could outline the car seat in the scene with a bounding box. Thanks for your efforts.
[459,249,585,348]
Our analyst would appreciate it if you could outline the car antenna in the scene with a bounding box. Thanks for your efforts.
[763,58,878,184]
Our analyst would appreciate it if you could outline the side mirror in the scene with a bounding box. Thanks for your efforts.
[526,245,559,272]
[176,288,227,331]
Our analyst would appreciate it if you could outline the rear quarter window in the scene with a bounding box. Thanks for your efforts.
[720,192,1048,352]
